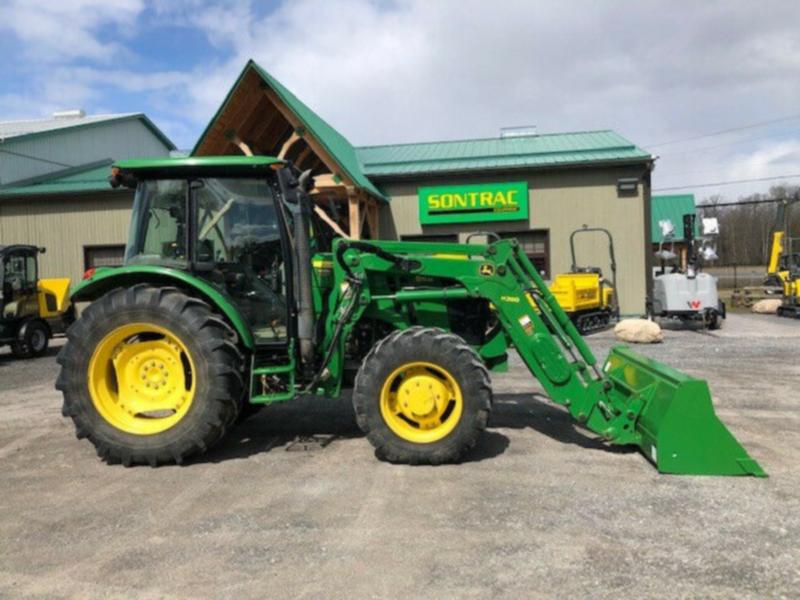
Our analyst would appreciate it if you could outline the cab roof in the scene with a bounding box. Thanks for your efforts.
[113,156,284,179]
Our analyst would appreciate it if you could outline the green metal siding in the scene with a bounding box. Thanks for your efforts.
[356,130,651,177]
[651,194,697,243]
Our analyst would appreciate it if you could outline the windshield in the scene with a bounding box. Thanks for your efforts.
[125,179,188,268]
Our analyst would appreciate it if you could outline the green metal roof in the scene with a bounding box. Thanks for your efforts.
[0,160,115,197]
[651,194,697,243]
[193,60,651,196]
[193,60,387,202]
[356,130,652,178]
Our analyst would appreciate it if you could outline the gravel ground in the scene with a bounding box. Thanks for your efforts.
[0,313,798,599]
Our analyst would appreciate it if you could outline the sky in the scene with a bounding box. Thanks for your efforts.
[1,0,799,201]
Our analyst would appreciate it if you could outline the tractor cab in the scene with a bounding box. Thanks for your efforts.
[1,245,40,323]
[110,157,294,345]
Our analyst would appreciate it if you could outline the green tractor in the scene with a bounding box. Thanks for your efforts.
[57,156,765,476]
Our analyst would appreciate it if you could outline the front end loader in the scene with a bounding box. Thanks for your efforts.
[57,157,765,476]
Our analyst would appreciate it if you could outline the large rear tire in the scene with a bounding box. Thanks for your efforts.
[57,285,244,466]
[353,327,492,465]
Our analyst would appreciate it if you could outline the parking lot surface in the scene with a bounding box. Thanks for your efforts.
[1,313,799,599]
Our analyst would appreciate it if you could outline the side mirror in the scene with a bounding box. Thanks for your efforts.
[298,169,314,193]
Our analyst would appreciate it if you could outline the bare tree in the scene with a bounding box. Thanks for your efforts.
[697,185,799,266]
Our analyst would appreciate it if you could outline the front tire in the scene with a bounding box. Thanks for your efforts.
[56,285,244,466]
[353,327,492,465]
[12,319,50,358]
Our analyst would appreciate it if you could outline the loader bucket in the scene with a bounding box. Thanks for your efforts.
[603,347,766,477]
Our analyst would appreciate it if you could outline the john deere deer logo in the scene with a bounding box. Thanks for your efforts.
[479,263,495,277]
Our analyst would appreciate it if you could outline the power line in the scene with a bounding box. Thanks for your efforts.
[698,198,786,208]
[653,173,800,192]
[644,113,800,149]
[656,127,800,159]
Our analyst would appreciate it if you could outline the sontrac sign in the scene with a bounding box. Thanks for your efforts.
[418,181,529,225]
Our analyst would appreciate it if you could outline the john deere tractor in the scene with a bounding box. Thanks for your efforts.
[57,156,765,476]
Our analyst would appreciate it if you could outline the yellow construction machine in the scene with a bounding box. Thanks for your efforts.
[771,194,800,318]
[1,245,73,358]
[550,226,618,333]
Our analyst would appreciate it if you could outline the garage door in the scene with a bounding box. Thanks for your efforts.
[84,245,126,270]
[499,230,549,277]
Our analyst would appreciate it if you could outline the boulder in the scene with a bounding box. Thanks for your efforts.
[614,318,663,343]
[751,298,782,314]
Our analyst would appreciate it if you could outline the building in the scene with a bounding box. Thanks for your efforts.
[193,61,654,314]
[651,194,697,270]
[0,63,656,314]
[0,111,175,281]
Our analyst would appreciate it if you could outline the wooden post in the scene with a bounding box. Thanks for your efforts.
[366,200,380,239]
[349,195,361,240]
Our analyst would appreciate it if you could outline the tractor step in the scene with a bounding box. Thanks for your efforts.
[251,362,296,404]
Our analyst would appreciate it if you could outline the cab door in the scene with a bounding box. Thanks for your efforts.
[1,249,39,321]
[190,177,292,346]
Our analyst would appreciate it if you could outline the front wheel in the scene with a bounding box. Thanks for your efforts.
[11,319,50,358]
[353,327,492,465]
[57,285,244,466]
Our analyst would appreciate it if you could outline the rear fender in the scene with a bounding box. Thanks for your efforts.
[70,266,255,349]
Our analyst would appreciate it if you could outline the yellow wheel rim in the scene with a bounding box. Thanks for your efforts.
[379,361,463,444]
[88,323,196,436]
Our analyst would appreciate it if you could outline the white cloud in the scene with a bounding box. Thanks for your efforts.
[0,0,144,63]
[2,0,800,198]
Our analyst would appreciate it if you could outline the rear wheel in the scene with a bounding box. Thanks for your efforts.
[353,327,492,464]
[57,285,244,466]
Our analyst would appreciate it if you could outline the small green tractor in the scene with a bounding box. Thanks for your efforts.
[57,156,764,476]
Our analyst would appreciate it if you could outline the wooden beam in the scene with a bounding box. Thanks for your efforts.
[197,70,263,155]
[311,173,341,189]
[295,145,313,168]
[278,130,303,159]
[366,199,380,239]
[314,205,350,239]
[359,198,369,232]
[263,86,356,189]
[349,196,361,240]
[227,134,253,157]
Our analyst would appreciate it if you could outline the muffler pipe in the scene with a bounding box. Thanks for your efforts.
[278,168,316,367]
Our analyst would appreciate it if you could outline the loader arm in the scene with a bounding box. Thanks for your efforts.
[324,238,765,477]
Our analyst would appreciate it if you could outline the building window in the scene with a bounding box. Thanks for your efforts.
[499,230,550,278]
[84,245,126,270]
[400,234,458,243]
